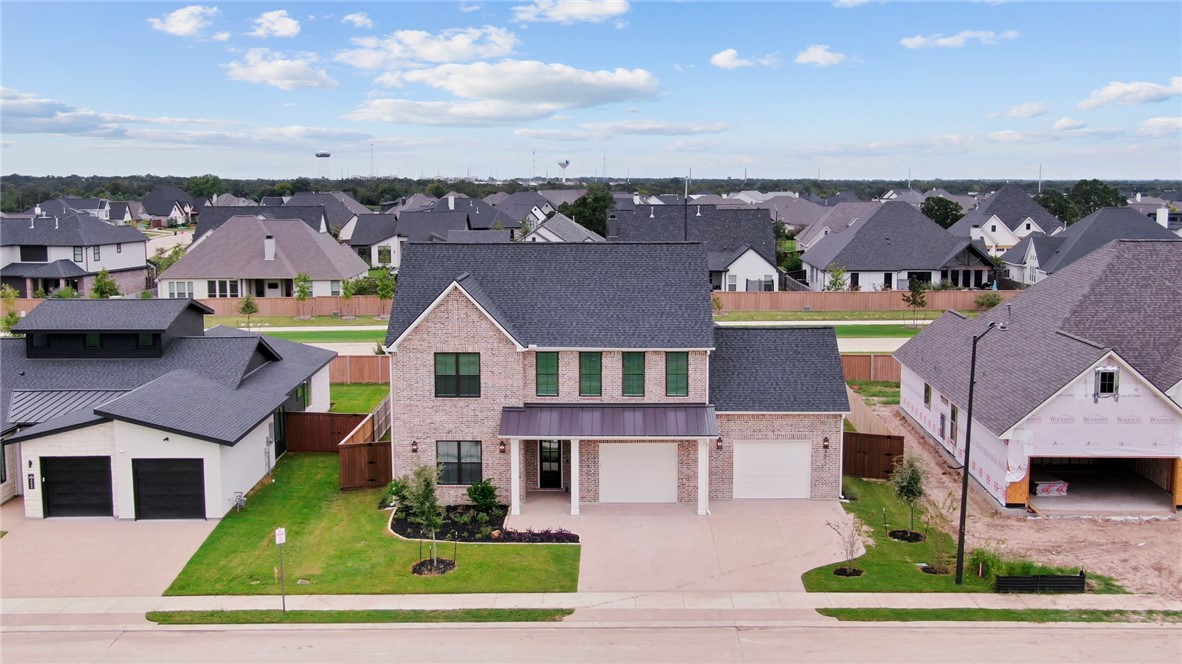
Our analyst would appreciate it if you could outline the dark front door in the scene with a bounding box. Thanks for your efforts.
[132,458,205,519]
[539,440,562,489]
[41,456,113,517]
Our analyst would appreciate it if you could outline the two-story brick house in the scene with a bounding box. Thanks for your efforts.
[384,243,849,517]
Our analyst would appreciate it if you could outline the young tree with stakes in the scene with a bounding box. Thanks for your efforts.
[405,464,444,569]
[294,272,312,319]
[901,279,928,328]
[238,293,259,330]
[824,262,848,291]
[891,455,926,535]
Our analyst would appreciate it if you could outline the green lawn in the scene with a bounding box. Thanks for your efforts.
[263,329,387,343]
[166,454,580,596]
[846,380,901,406]
[148,609,572,625]
[330,384,388,413]
[833,325,921,338]
[208,315,388,329]
[715,310,943,322]
[776,238,797,254]
[843,418,857,433]
[802,478,1121,593]
[818,609,1181,623]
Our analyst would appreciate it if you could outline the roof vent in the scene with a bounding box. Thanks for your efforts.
[696,205,701,217]
[649,207,655,219]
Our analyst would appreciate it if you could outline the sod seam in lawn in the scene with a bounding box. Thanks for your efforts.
[148,609,572,625]
[817,608,1182,623]
[165,454,580,596]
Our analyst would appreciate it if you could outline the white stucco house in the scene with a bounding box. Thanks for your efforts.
[947,184,1065,257]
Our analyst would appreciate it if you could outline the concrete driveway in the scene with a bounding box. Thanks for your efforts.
[0,499,216,597]
[506,494,854,592]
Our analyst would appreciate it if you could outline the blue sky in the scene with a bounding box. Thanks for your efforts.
[2,1,1180,181]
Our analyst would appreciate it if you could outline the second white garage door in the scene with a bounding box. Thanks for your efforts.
[733,440,811,499]
[599,443,678,503]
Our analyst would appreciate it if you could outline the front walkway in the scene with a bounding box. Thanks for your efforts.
[506,493,854,593]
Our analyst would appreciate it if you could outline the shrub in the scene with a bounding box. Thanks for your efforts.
[386,477,410,505]
[475,511,490,525]
[466,479,499,513]
[975,292,1003,310]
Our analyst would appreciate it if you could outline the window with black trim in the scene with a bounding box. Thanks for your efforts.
[32,334,48,348]
[666,351,689,397]
[1,445,6,484]
[950,405,959,444]
[206,280,240,298]
[93,246,101,261]
[73,246,83,262]
[137,333,154,348]
[85,332,101,349]
[923,383,932,408]
[622,352,645,397]
[435,353,480,397]
[437,440,481,485]
[296,381,311,408]
[579,352,602,396]
[1094,368,1119,402]
[536,352,558,397]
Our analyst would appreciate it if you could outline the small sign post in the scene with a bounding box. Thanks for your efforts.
[275,527,287,613]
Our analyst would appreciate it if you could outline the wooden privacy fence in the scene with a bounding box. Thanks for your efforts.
[845,385,894,436]
[841,354,901,382]
[715,290,1018,312]
[844,432,905,480]
[329,355,390,384]
[285,412,367,453]
[339,396,393,490]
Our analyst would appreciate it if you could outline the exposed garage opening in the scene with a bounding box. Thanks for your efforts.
[41,456,113,517]
[133,458,206,519]
[1027,457,1175,515]
[733,440,811,499]
[599,443,678,503]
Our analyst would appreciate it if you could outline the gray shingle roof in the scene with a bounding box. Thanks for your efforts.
[1025,207,1178,275]
[284,192,365,230]
[802,202,986,271]
[13,299,212,333]
[948,184,1062,237]
[0,259,90,279]
[538,189,587,208]
[796,202,882,248]
[386,242,716,349]
[607,205,777,265]
[895,239,1182,435]
[162,216,369,281]
[491,192,551,223]
[710,327,849,413]
[443,230,511,243]
[348,214,399,247]
[428,197,520,230]
[195,205,326,240]
[395,211,469,242]
[523,213,604,242]
[1,211,147,247]
[141,185,193,217]
[759,195,826,228]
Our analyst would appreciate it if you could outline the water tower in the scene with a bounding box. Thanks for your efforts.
[557,159,571,183]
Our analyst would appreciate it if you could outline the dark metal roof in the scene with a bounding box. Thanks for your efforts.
[8,389,127,426]
[13,298,212,333]
[710,326,849,413]
[499,403,719,439]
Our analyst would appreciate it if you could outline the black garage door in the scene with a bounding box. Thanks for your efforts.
[41,456,113,517]
[132,458,206,519]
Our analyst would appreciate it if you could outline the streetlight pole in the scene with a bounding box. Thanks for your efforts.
[955,321,997,585]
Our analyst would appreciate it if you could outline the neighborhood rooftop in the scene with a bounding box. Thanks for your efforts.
[709,327,849,414]
[13,298,212,333]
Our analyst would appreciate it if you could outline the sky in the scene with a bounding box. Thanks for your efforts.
[1,1,1180,181]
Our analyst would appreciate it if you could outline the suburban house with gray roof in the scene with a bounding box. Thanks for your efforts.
[489,192,555,228]
[285,191,370,236]
[947,184,1064,256]
[159,215,368,299]
[343,214,400,268]
[1001,207,1180,287]
[428,196,521,235]
[0,299,335,518]
[795,201,882,251]
[801,202,995,291]
[608,205,781,291]
[894,240,1182,514]
[141,185,195,226]
[520,213,604,243]
[194,205,328,241]
[1,211,150,297]
[383,242,848,517]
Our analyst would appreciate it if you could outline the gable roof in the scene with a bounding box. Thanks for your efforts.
[538,189,587,208]
[895,240,1182,435]
[1020,207,1178,275]
[759,195,826,227]
[443,230,511,243]
[0,259,90,280]
[428,196,520,230]
[194,205,327,239]
[386,243,715,350]
[284,192,366,230]
[796,201,882,248]
[710,326,849,413]
[1,211,147,248]
[525,213,604,242]
[161,216,369,280]
[802,201,985,271]
[491,191,552,222]
[141,185,194,217]
[1000,233,1065,266]
[948,184,1062,237]
[348,214,399,246]
[607,205,777,266]
[395,210,470,242]
[13,298,212,333]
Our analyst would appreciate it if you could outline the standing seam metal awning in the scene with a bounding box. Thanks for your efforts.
[499,403,719,439]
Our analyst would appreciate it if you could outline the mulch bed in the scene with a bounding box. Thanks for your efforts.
[389,504,579,544]
[833,568,865,577]
[888,529,926,543]
[412,558,456,575]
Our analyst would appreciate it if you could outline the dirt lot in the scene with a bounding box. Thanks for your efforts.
[873,405,1182,598]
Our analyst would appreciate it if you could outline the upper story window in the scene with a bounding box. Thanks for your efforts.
[535,352,558,397]
[1094,368,1119,402]
[207,280,240,298]
[923,383,932,408]
[1024,223,1031,231]
[137,333,154,348]
[622,352,645,397]
[85,332,101,349]
[73,247,83,262]
[990,224,997,233]
[579,352,602,396]
[19,246,47,262]
[93,246,101,261]
[435,352,480,398]
[666,352,689,397]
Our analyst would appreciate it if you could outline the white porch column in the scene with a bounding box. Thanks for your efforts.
[697,439,710,516]
[570,439,580,515]
[510,438,521,516]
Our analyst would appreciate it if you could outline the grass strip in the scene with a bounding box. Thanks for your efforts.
[329,384,388,413]
[262,330,386,343]
[817,608,1182,623]
[148,609,572,625]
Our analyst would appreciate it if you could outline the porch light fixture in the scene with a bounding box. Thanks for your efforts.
[715,438,723,451]
[410,440,419,453]
[499,441,507,454]
[822,437,830,450]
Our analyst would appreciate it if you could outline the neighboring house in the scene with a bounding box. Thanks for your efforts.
[538,189,586,209]
[382,242,848,516]
[141,185,195,226]
[428,196,521,236]
[759,195,826,231]
[894,240,1182,513]
[158,215,369,299]
[441,230,511,243]
[801,201,995,291]
[285,192,369,237]
[490,192,555,226]
[947,184,1064,256]
[607,205,780,291]
[1001,207,1180,287]
[194,206,328,241]
[795,202,882,251]
[924,188,979,213]
[206,193,257,207]
[0,212,149,297]
[520,213,605,243]
[108,201,150,225]
[384,192,437,215]
[346,214,400,268]
[879,189,926,206]
[0,299,334,518]
[260,196,289,207]
[61,197,110,221]
[395,211,470,244]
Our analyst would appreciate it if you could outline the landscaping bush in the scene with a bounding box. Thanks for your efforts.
[386,477,409,506]
[499,528,580,544]
[466,479,499,514]
[975,292,1003,310]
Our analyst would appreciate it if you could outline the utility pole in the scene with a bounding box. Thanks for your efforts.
[370,143,374,178]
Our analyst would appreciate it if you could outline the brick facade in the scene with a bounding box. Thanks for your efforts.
[78,267,150,298]
[521,349,708,402]
[716,413,845,500]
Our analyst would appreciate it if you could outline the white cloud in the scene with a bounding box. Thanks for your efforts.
[0,87,230,137]
[341,12,373,29]
[147,5,219,38]
[710,49,751,70]
[225,49,338,90]
[513,128,594,141]
[1077,76,1182,110]
[459,3,482,12]
[1138,116,1182,137]
[336,26,518,70]
[794,45,854,67]
[1001,102,1047,118]
[512,0,630,24]
[249,10,301,38]
[900,29,1018,49]
[212,31,231,41]
[1052,117,1086,131]
[580,120,730,136]
[403,60,659,106]
[346,99,559,127]
[833,0,869,7]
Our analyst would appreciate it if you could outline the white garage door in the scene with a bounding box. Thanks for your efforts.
[733,440,811,499]
[599,443,678,503]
